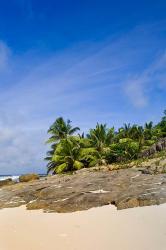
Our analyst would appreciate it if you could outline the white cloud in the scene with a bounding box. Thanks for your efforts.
[125,80,148,108]
[0,125,46,175]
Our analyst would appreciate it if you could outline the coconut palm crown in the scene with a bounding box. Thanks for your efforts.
[47,117,80,144]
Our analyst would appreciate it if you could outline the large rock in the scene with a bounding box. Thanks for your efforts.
[0,178,15,187]
[138,158,166,175]
[0,164,166,213]
[19,173,39,182]
[139,138,166,158]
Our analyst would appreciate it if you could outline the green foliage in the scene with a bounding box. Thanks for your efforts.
[45,109,166,174]
[119,138,133,143]
[156,110,166,137]
[144,139,156,146]
[47,137,100,174]
[108,139,140,162]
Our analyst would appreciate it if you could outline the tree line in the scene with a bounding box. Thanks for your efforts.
[45,110,166,174]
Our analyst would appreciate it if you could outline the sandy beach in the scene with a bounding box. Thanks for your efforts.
[0,204,166,250]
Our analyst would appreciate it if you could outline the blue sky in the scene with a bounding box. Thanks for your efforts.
[0,1,166,174]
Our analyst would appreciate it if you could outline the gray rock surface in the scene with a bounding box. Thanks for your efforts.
[139,138,166,158]
[0,165,166,213]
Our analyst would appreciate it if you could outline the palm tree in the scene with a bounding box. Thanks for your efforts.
[44,143,57,161]
[145,121,153,130]
[47,137,82,174]
[157,110,166,137]
[47,137,100,174]
[118,124,144,148]
[87,123,114,152]
[116,123,132,141]
[144,121,153,140]
[45,117,80,172]
[47,117,80,144]
[122,123,131,137]
[131,125,144,147]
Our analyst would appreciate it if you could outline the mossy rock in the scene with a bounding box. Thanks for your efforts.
[19,173,39,182]
[0,178,15,187]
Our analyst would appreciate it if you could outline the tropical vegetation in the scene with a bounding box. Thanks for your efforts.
[45,110,166,174]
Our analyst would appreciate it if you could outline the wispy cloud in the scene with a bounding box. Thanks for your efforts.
[125,80,148,108]
[125,51,166,107]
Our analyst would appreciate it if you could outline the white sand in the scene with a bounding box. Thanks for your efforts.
[0,204,166,250]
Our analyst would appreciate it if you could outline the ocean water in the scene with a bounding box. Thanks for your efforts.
[0,174,46,182]
[0,175,19,181]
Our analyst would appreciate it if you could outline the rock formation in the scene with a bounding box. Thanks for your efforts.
[139,138,166,158]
